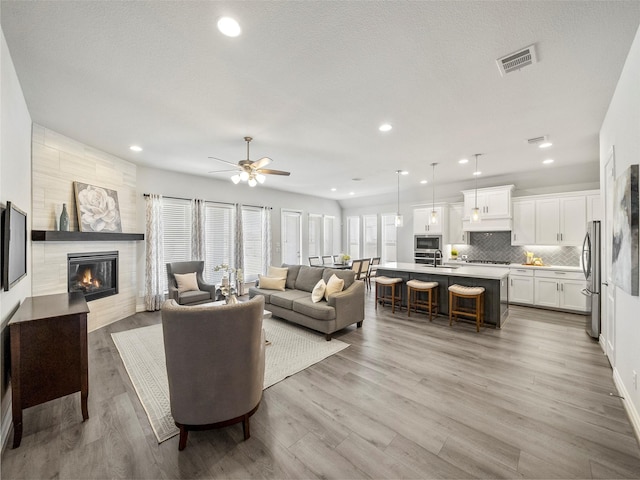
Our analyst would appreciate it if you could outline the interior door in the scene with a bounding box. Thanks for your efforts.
[603,148,616,364]
[281,209,302,265]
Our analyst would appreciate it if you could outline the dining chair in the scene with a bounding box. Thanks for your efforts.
[357,258,371,283]
[333,255,341,263]
[321,255,333,265]
[367,257,381,290]
[309,256,322,266]
[350,259,363,278]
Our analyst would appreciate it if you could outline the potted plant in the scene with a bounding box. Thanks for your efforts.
[451,248,458,260]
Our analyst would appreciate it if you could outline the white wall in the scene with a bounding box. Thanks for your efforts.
[0,28,32,449]
[600,24,640,437]
[135,166,342,308]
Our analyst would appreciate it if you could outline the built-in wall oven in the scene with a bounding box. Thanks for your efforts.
[414,235,443,265]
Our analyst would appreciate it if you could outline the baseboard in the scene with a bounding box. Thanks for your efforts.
[613,367,640,444]
[1,401,12,453]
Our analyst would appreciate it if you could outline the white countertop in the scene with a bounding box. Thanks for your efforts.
[444,260,582,273]
[378,262,509,280]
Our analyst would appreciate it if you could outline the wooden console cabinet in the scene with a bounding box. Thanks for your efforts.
[9,292,90,448]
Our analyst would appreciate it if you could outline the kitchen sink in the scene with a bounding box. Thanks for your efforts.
[422,265,459,269]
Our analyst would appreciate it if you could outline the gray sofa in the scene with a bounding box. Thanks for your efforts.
[249,265,365,340]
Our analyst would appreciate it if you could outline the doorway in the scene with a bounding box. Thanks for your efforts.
[281,209,302,265]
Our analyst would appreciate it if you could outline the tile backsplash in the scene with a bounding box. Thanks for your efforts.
[452,231,581,266]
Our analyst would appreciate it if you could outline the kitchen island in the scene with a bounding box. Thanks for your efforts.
[376,262,510,328]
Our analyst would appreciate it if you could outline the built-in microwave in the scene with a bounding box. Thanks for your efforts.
[414,235,442,252]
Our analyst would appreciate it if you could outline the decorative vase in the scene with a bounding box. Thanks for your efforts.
[226,294,238,304]
[59,203,69,231]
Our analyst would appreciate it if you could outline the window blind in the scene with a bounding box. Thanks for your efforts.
[204,203,235,283]
[162,198,192,292]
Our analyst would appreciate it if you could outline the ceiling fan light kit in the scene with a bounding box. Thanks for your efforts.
[209,136,290,187]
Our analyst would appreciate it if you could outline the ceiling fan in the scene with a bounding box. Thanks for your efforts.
[208,136,290,187]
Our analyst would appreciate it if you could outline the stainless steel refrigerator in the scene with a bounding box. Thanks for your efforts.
[582,220,601,339]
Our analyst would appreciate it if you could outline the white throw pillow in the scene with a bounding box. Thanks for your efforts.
[258,275,286,291]
[324,274,345,300]
[311,279,326,303]
[268,266,289,278]
[174,272,199,293]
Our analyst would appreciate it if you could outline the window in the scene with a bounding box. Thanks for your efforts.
[242,206,264,281]
[204,203,235,283]
[346,216,360,259]
[381,213,397,262]
[323,215,335,256]
[308,214,322,257]
[162,198,192,292]
[363,214,378,258]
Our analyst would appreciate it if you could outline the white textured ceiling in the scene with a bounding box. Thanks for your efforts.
[2,1,639,200]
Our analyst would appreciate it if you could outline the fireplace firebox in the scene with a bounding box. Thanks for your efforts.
[68,251,118,302]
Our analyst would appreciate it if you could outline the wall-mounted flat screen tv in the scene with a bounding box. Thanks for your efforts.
[2,201,28,291]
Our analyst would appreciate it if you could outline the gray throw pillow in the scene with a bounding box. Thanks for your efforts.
[282,264,302,290]
[295,266,324,292]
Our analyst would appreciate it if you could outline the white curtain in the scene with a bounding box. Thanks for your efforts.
[191,198,206,261]
[235,203,244,272]
[144,194,165,311]
[262,207,272,272]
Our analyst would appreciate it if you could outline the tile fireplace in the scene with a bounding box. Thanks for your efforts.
[68,251,119,302]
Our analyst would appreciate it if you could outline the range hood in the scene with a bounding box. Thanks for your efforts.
[463,218,512,232]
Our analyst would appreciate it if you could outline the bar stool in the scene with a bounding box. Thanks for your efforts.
[406,280,439,321]
[375,276,403,313]
[448,284,485,332]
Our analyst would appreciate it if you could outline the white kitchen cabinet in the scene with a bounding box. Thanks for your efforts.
[533,270,588,312]
[511,199,536,245]
[508,268,534,304]
[534,195,586,246]
[462,185,513,220]
[448,203,469,245]
[413,206,447,236]
[587,194,602,221]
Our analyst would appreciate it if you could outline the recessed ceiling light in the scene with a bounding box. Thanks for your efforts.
[217,17,241,37]
[330,187,337,192]
[379,123,392,132]
[539,142,553,149]
[458,158,468,164]
[400,170,409,175]
[420,180,428,184]
[543,158,554,164]
[349,192,355,195]
[473,171,482,176]
[129,145,142,152]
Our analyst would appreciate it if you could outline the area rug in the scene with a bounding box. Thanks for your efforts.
[111,317,349,443]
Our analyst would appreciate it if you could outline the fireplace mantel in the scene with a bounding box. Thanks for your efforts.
[32,230,144,242]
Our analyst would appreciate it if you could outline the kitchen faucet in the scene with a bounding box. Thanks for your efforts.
[433,249,442,267]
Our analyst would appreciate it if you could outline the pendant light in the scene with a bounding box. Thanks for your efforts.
[470,153,482,223]
[430,162,438,224]
[395,170,404,227]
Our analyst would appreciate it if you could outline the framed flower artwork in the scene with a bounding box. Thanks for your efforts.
[73,182,123,233]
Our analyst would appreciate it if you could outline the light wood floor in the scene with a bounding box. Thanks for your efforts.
[3,292,640,479]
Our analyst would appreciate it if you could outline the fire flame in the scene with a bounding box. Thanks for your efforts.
[80,268,101,288]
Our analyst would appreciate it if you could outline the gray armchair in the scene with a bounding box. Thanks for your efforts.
[166,261,217,305]
[161,296,266,450]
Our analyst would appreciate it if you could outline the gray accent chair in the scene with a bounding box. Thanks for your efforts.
[161,296,266,450]
[166,261,217,305]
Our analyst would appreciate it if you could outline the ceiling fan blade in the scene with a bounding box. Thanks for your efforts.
[258,168,291,176]
[251,156,272,170]
[208,168,239,174]
[208,156,239,167]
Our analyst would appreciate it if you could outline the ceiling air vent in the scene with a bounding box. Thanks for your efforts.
[527,135,547,145]
[496,45,537,76]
